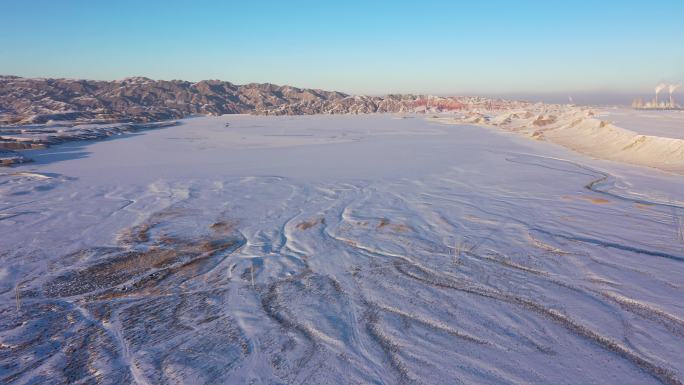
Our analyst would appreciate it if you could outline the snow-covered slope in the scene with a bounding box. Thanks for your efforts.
[432,107,684,174]
[1,115,682,384]
[1,76,516,125]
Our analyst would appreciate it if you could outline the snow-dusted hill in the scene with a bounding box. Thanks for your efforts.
[432,106,684,174]
[1,76,510,125]
[1,115,682,384]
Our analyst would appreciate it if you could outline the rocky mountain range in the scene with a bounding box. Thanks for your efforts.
[0,76,432,125]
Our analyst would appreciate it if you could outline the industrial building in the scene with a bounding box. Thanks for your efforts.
[633,82,683,109]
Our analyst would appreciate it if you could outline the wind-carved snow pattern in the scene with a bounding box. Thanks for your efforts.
[0,115,682,384]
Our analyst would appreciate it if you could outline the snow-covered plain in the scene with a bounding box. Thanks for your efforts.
[597,108,684,139]
[431,106,684,174]
[1,114,683,384]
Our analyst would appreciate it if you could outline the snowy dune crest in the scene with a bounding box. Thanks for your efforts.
[432,107,684,174]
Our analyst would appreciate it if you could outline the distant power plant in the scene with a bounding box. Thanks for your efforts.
[633,82,683,109]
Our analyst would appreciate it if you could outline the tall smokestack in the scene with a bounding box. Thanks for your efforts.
[669,83,681,108]
[655,83,667,107]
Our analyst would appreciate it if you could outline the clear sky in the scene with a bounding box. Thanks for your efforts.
[2,0,683,95]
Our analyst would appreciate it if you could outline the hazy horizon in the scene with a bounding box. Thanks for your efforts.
[3,0,683,95]
[0,73,675,106]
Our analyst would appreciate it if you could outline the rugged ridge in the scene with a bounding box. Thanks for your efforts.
[0,76,435,124]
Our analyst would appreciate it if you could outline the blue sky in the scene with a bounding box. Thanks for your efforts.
[1,0,683,94]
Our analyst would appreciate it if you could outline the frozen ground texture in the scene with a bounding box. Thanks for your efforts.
[1,115,683,384]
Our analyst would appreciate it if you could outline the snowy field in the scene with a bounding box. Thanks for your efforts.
[597,108,684,140]
[1,114,683,384]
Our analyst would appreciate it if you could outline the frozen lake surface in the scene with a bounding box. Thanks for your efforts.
[598,108,684,139]
[1,114,683,384]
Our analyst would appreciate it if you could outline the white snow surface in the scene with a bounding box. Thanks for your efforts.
[1,114,683,385]
[431,107,684,174]
[596,108,684,139]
